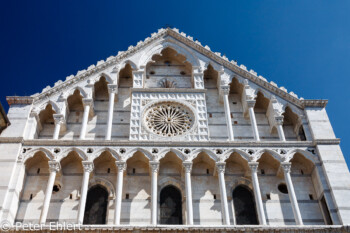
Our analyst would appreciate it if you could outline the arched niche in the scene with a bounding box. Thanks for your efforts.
[145,47,192,89]
[37,104,56,139]
[93,151,117,175]
[283,107,306,141]
[225,152,249,176]
[232,185,258,225]
[94,76,109,101]
[64,89,84,139]
[203,64,219,89]
[159,152,183,176]
[119,63,133,88]
[160,185,183,225]
[83,185,109,225]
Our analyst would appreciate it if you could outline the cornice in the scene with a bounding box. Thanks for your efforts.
[0,137,24,143]
[6,96,33,106]
[22,139,314,148]
[314,139,341,145]
[132,88,206,93]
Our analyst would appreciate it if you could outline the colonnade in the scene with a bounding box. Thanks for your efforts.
[37,158,303,226]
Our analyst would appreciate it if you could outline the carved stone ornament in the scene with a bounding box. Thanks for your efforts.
[281,162,292,173]
[149,161,160,173]
[82,161,94,173]
[116,161,127,171]
[183,162,193,173]
[248,162,259,173]
[143,102,195,137]
[48,161,61,172]
[216,162,226,174]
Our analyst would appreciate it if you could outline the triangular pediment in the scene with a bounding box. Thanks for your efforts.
[20,28,326,109]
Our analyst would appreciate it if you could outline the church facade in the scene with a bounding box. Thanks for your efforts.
[0,28,349,232]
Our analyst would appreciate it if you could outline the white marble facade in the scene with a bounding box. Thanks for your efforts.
[0,28,349,231]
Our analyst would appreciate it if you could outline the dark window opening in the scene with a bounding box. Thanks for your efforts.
[30,194,33,200]
[133,168,136,174]
[52,184,61,193]
[107,168,110,173]
[278,184,288,194]
[261,169,265,175]
[301,169,304,175]
[160,185,183,225]
[213,194,217,200]
[232,102,237,104]
[70,194,73,199]
[180,71,186,75]
[233,186,258,225]
[234,121,238,125]
[320,195,333,225]
[206,169,209,174]
[298,126,307,141]
[209,113,212,118]
[37,168,40,174]
[266,194,271,200]
[83,185,108,225]
[126,193,129,199]
[309,194,314,200]
[150,71,155,75]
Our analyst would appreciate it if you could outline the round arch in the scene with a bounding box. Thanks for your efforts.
[88,177,115,199]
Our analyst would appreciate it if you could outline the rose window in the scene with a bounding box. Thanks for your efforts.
[144,102,195,137]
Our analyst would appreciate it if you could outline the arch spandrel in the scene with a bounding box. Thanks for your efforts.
[23,148,54,164]
[92,148,121,162]
[191,148,218,162]
[286,149,319,164]
[58,147,88,162]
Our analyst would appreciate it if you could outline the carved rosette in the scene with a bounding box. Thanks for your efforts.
[143,102,195,137]
[82,161,94,173]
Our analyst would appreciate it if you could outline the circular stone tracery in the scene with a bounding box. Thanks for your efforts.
[144,102,195,137]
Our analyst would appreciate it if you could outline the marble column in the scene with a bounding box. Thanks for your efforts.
[222,86,234,141]
[281,162,303,225]
[276,116,286,141]
[105,84,118,140]
[248,162,266,225]
[150,161,159,225]
[52,114,64,140]
[114,161,126,225]
[183,162,194,225]
[247,101,260,141]
[216,162,230,225]
[77,161,93,224]
[79,98,93,140]
[40,161,61,224]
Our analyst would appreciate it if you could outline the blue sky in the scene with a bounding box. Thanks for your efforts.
[0,1,349,164]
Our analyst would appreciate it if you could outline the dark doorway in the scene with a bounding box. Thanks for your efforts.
[232,185,258,225]
[160,185,183,224]
[83,185,108,224]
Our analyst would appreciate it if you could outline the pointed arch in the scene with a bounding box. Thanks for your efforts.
[126,148,153,161]
[65,86,88,99]
[99,72,114,84]
[158,148,185,161]
[191,148,218,162]
[286,149,319,164]
[37,100,60,114]
[255,149,283,162]
[138,41,200,68]
[23,148,54,163]
[120,60,138,70]
[59,147,88,162]
[92,147,121,161]
[224,149,251,162]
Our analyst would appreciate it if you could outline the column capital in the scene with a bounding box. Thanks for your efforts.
[108,84,118,94]
[248,162,259,173]
[281,162,292,173]
[82,161,94,173]
[53,114,65,125]
[246,99,256,108]
[216,162,226,174]
[275,115,284,125]
[82,98,93,107]
[48,161,61,172]
[183,161,193,173]
[150,161,160,173]
[220,85,230,95]
[116,161,127,171]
